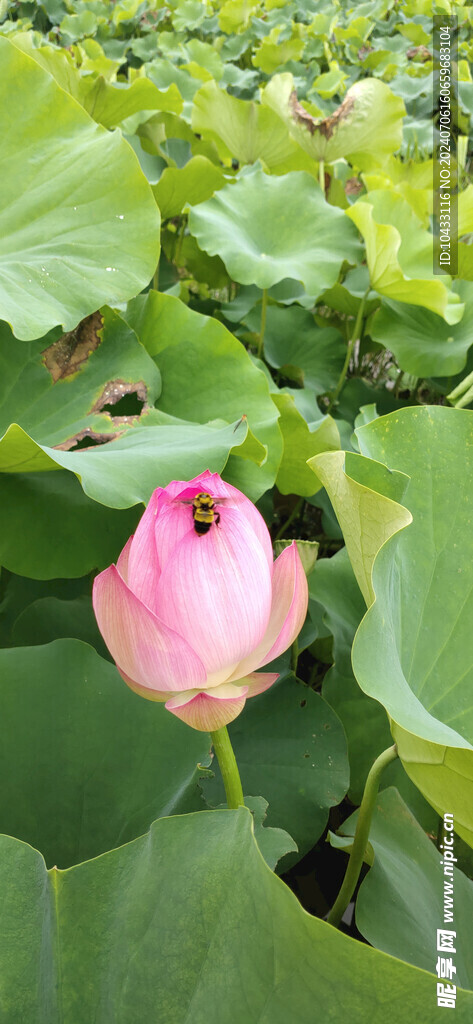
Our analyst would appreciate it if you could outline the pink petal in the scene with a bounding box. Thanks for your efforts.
[153,490,196,573]
[126,491,162,614]
[161,479,202,500]
[116,665,170,702]
[116,535,133,584]
[243,672,279,696]
[166,683,249,732]
[227,542,308,680]
[155,507,272,676]
[93,564,206,693]
[207,475,274,572]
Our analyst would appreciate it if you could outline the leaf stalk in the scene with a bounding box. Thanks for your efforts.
[257,288,268,360]
[327,743,398,928]
[210,725,244,809]
[327,288,370,413]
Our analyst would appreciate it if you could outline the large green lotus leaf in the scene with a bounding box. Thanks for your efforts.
[172,0,208,32]
[309,448,412,606]
[59,8,99,39]
[147,59,203,121]
[203,674,349,869]
[309,547,438,827]
[0,573,94,649]
[124,290,283,500]
[0,308,161,448]
[218,0,259,33]
[272,392,340,497]
[11,595,109,657]
[80,75,183,128]
[346,191,463,324]
[9,33,183,127]
[243,796,297,870]
[187,168,361,296]
[333,788,473,981]
[191,80,287,163]
[388,725,473,849]
[183,39,224,81]
[0,641,210,868]
[243,303,347,395]
[191,78,314,172]
[310,548,394,795]
[176,234,229,289]
[2,810,473,1023]
[0,37,161,341]
[261,74,405,165]
[152,155,225,219]
[0,470,140,578]
[313,408,473,846]
[370,282,473,377]
[252,29,305,74]
[0,417,253,509]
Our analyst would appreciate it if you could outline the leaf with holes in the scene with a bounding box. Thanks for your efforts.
[0,309,161,450]
[0,417,255,509]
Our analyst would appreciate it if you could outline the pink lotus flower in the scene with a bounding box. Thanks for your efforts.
[93,470,308,732]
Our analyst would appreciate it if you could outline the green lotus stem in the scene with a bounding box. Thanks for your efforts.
[454,385,473,409]
[319,159,325,192]
[327,743,398,928]
[448,369,473,406]
[327,288,370,412]
[210,725,244,809]
[257,288,268,359]
[153,264,159,292]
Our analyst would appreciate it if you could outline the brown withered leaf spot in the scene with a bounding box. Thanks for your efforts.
[289,92,318,135]
[54,429,124,452]
[42,312,103,383]
[91,379,148,416]
[407,46,431,62]
[345,177,364,197]
[289,91,355,140]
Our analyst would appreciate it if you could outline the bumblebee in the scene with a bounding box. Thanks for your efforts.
[191,492,221,535]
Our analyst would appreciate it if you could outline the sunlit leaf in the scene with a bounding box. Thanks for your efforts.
[0,37,160,340]
[188,168,361,297]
